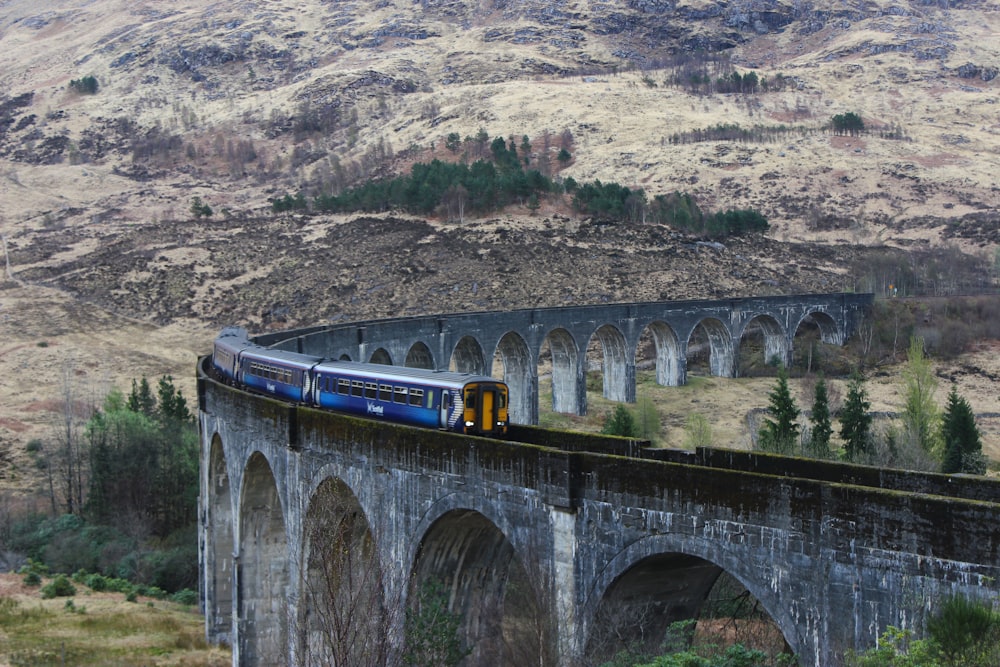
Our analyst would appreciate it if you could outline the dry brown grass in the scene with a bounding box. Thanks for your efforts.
[0,573,230,667]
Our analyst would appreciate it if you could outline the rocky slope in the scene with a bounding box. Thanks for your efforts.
[0,0,999,477]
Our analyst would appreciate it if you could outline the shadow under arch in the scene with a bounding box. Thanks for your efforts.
[589,323,629,402]
[541,327,581,415]
[411,508,550,666]
[452,335,486,374]
[405,341,435,369]
[583,534,797,665]
[685,317,735,379]
[795,310,842,345]
[495,331,533,425]
[207,434,234,644]
[736,314,788,375]
[299,476,390,667]
[369,348,392,365]
[239,452,290,667]
[638,320,683,387]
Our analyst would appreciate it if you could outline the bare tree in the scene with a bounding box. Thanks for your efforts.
[300,479,400,667]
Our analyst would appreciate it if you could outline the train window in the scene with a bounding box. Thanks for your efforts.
[498,388,507,408]
[409,388,424,407]
[394,386,407,404]
[465,389,477,409]
[352,380,364,397]
[365,382,377,399]
[338,379,350,395]
[379,384,392,401]
[427,390,435,407]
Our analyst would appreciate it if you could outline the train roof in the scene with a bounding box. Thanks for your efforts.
[240,346,325,370]
[314,359,504,389]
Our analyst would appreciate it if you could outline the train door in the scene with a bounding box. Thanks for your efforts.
[480,387,496,433]
[439,391,450,429]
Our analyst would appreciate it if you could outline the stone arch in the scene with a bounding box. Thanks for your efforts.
[299,476,389,666]
[588,324,630,402]
[411,508,549,666]
[239,452,290,667]
[638,321,683,386]
[790,311,843,374]
[451,335,486,374]
[405,341,435,369]
[686,318,734,378]
[795,310,842,345]
[207,434,234,644]
[736,314,788,375]
[583,534,798,664]
[369,348,392,365]
[541,328,582,415]
[495,331,534,425]
[338,354,352,361]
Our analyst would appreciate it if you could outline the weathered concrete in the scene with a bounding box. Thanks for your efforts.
[256,293,872,423]
[199,367,1000,667]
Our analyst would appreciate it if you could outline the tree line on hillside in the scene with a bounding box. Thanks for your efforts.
[271,131,768,238]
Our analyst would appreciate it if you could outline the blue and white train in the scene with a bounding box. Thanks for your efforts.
[211,327,509,436]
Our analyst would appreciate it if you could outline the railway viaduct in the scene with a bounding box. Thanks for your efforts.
[198,293,1000,666]
[256,293,873,425]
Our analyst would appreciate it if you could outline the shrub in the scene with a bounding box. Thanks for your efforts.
[40,574,77,599]
[171,588,198,606]
[22,571,41,587]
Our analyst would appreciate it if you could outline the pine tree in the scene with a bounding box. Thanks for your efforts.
[840,371,873,462]
[807,374,832,458]
[602,404,638,437]
[127,377,156,417]
[941,385,984,474]
[757,366,799,454]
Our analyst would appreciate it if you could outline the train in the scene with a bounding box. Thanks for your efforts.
[211,326,509,436]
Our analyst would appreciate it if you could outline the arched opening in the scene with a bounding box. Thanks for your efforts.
[685,318,734,379]
[586,554,790,665]
[586,324,630,403]
[792,311,844,376]
[495,332,534,425]
[338,354,352,361]
[405,342,435,369]
[452,335,486,374]
[239,453,289,667]
[300,477,389,667]
[737,315,787,377]
[411,510,550,666]
[539,328,581,415]
[637,321,683,387]
[208,435,234,645]
[369,348,392,365]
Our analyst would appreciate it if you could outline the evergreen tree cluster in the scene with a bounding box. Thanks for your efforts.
[86,376,198,538]
[271,131,769,237]
[69,75,99,95]
[831,112,865,136]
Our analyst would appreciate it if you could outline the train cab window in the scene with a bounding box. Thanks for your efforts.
[379,384,392,401]
[365,382,377,399]
[351,381,364,397]
[409,388,424,407]
[394,386,408,404]
[338,379,351,395]
[498,389,508,408]
[464,389,477,409]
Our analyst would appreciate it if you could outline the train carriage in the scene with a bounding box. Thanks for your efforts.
[211,328,509,436]
[312,361,509,435]
[237,347,323,403]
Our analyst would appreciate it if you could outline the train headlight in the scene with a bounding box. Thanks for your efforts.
[465,421,475,427]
